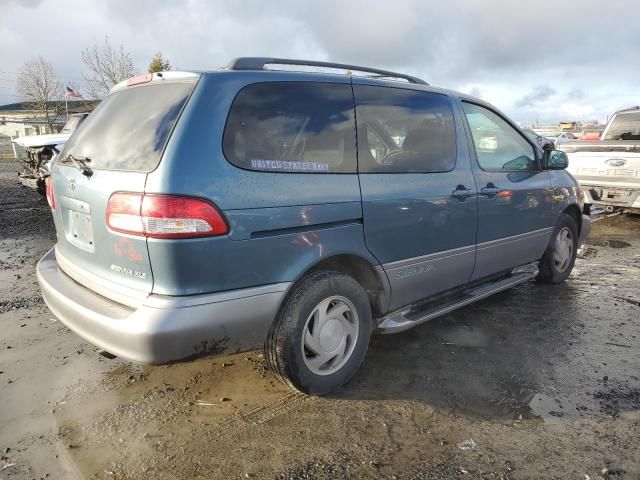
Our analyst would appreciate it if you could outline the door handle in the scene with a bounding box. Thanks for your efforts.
[452,187,474,199]
[480,186,500,196]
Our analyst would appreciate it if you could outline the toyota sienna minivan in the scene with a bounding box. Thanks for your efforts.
[37,57,590,394]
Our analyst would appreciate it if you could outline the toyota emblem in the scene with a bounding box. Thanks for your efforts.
[68,178,77,191]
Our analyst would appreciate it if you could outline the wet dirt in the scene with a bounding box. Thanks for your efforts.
[0,158,639,479]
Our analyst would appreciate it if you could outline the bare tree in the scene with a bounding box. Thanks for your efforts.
[81,37,136,99]
[16,56,63,133]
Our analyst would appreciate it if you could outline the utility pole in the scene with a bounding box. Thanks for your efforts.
[64,88,69,121]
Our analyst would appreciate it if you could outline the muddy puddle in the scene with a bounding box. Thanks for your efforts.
[52,218,640,479]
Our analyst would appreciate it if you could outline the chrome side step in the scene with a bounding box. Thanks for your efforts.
[377,263,539,334]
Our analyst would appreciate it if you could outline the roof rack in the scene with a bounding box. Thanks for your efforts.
[226,57,428,85]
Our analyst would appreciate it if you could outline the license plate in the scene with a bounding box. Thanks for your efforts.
[58,196,96,253]
[67,210,95,252]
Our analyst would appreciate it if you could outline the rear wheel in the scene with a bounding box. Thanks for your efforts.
[265,271,372,394]
[537,213,579,284]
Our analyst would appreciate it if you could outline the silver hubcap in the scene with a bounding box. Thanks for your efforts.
[302,296,359,376]
[553,227,574,272]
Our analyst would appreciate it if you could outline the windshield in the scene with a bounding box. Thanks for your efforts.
[603,111,640,140]
[59,82,194,171]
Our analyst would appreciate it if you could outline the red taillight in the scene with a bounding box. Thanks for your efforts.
[106,193,228,239]
[106,192,144,236]
[45,178,55,210]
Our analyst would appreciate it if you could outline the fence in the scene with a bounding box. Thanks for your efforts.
[0,134,19,160]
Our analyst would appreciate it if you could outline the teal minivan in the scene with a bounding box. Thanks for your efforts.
[37,58,590,394]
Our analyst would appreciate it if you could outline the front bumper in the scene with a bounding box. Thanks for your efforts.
[36,248,290,363]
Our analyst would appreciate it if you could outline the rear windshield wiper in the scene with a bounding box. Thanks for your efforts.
[65,154,93,177]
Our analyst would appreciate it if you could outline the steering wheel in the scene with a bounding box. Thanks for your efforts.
[380,149,407,166]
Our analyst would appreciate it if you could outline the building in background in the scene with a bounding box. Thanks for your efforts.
[0,100,96,138]
[528,119,605,139]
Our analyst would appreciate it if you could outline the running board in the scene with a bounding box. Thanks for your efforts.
[377,263,539,334]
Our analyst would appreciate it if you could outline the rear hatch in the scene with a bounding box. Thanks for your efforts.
[563,108,640,191]
[564,146,640,189]
[50,75,198,304]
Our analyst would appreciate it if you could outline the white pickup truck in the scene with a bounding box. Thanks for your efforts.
[560,106,640,213]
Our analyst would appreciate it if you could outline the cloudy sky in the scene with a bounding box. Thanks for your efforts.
[1,0,638,123]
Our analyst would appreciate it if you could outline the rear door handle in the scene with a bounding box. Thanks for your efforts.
[480,186,500,196]
[452,187,474,199]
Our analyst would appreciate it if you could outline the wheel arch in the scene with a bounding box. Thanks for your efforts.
[280,254,391,319]
[562,204,582,234]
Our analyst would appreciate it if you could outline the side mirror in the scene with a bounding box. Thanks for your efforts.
[543,150,568,170]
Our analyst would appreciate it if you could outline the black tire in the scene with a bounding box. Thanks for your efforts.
[537,213,579,284]
[265,271,372,395]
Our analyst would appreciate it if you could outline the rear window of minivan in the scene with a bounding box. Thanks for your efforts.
[223,82,356,173]
[59,82,194,171]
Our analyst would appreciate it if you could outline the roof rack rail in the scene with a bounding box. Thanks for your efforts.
[226,57,428,85]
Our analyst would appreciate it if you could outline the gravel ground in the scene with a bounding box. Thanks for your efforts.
[0,158,638,480]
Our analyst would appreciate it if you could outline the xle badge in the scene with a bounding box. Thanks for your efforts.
[110,264,148,279]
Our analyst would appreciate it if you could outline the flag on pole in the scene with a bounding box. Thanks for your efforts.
[66,86,82,98]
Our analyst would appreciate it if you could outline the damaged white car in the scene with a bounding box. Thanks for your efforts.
[12,113,88,194]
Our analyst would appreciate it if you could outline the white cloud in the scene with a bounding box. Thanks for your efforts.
[0,0,638,122]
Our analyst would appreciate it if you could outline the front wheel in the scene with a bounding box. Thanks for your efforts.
[537,213,579,284]
[265,271,372,395]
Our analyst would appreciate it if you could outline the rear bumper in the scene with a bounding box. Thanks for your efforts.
[36,248,290,363]
[579,214,592,244]
[581,184,640,209]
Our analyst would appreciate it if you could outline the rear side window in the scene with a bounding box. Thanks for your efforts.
[354,85,456,173]
[223,82,356,173]
[603,111,640,140]
[60,83,194,171]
